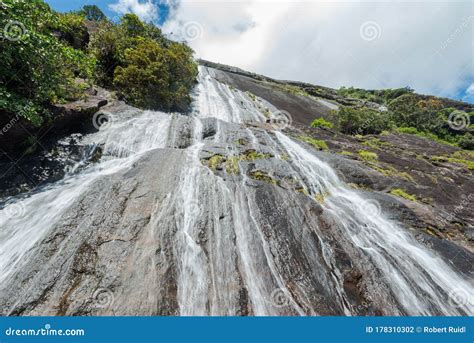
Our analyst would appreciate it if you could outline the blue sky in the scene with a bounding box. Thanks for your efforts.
[45,0,473,104]
[44,0,169,25]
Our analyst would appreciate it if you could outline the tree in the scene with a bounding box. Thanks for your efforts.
[113,39,197,111]
[120,14,146,37]
[337,106,392,135]
[78,5,106,21]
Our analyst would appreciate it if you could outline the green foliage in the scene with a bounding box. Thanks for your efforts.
[76,5,105,21]
[395,126,419,134]
[388,95,474,149]
[310,117,333,129]
[0,86,45,125]
[0,0,95,126]
[337,106,393,135]
[113,39,197,110]
[458,133,474,150]
[1,1,198,131]
[357,150,378,162]
[336,87,473,150]
[55,12,90,49]
[337,86,414,104]
[389,95,446,133]
[90,14,197,111]
[120,13,146,37]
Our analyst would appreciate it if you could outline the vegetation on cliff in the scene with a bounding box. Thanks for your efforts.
[335,87,473,150]
[0,0,197,128]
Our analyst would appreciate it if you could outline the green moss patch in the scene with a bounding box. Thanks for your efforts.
[358,150,378,162]
[249,170,277,185]
[370,165,415,182]
[389,188,417,202]
[225,157,240,174]
[338,150,354,156]
[361,137,393,150]
[240,149,273,161]
[203,154,226,170]
[431,155,474,170]
[299,136,329,150]
[202,149,273,174]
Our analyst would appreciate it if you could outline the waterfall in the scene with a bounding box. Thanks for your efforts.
[0,110,172,285]
[275,132,473,316]
[0,66,471,316]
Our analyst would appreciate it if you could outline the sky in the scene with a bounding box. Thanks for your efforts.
[45,0,474,104]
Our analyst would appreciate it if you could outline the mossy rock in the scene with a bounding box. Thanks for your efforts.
[299,135,328,150]
[358,150,378,162]
[389,188,417,202]
[248,170,277,185]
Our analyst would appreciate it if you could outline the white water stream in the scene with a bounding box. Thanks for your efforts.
[0,66,472,315]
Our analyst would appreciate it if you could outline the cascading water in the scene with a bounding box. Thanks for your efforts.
[0,66,472,316]
[275,132,473,315]
[0,110,172,285]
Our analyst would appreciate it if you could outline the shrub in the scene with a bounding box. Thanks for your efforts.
[310,117,333,129]
[55,12,90,49]
[458,133,474,150]
[395,127,419,134]
[337,86,414,104]
[88,20,124,86]
[389,95,446,134]
[337,106,392,135]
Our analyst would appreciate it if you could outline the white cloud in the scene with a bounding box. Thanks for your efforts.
[162,1,473,101]
[467,83,474,95]
[463,83,474,103]
[109,0,159,22]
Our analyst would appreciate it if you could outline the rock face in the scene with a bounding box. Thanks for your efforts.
[0,66,472,316]
[0,87,111,199]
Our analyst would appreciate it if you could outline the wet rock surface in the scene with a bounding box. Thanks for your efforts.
[0,66,472,316]
[203,63,473,254]
[0,87,112,199]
